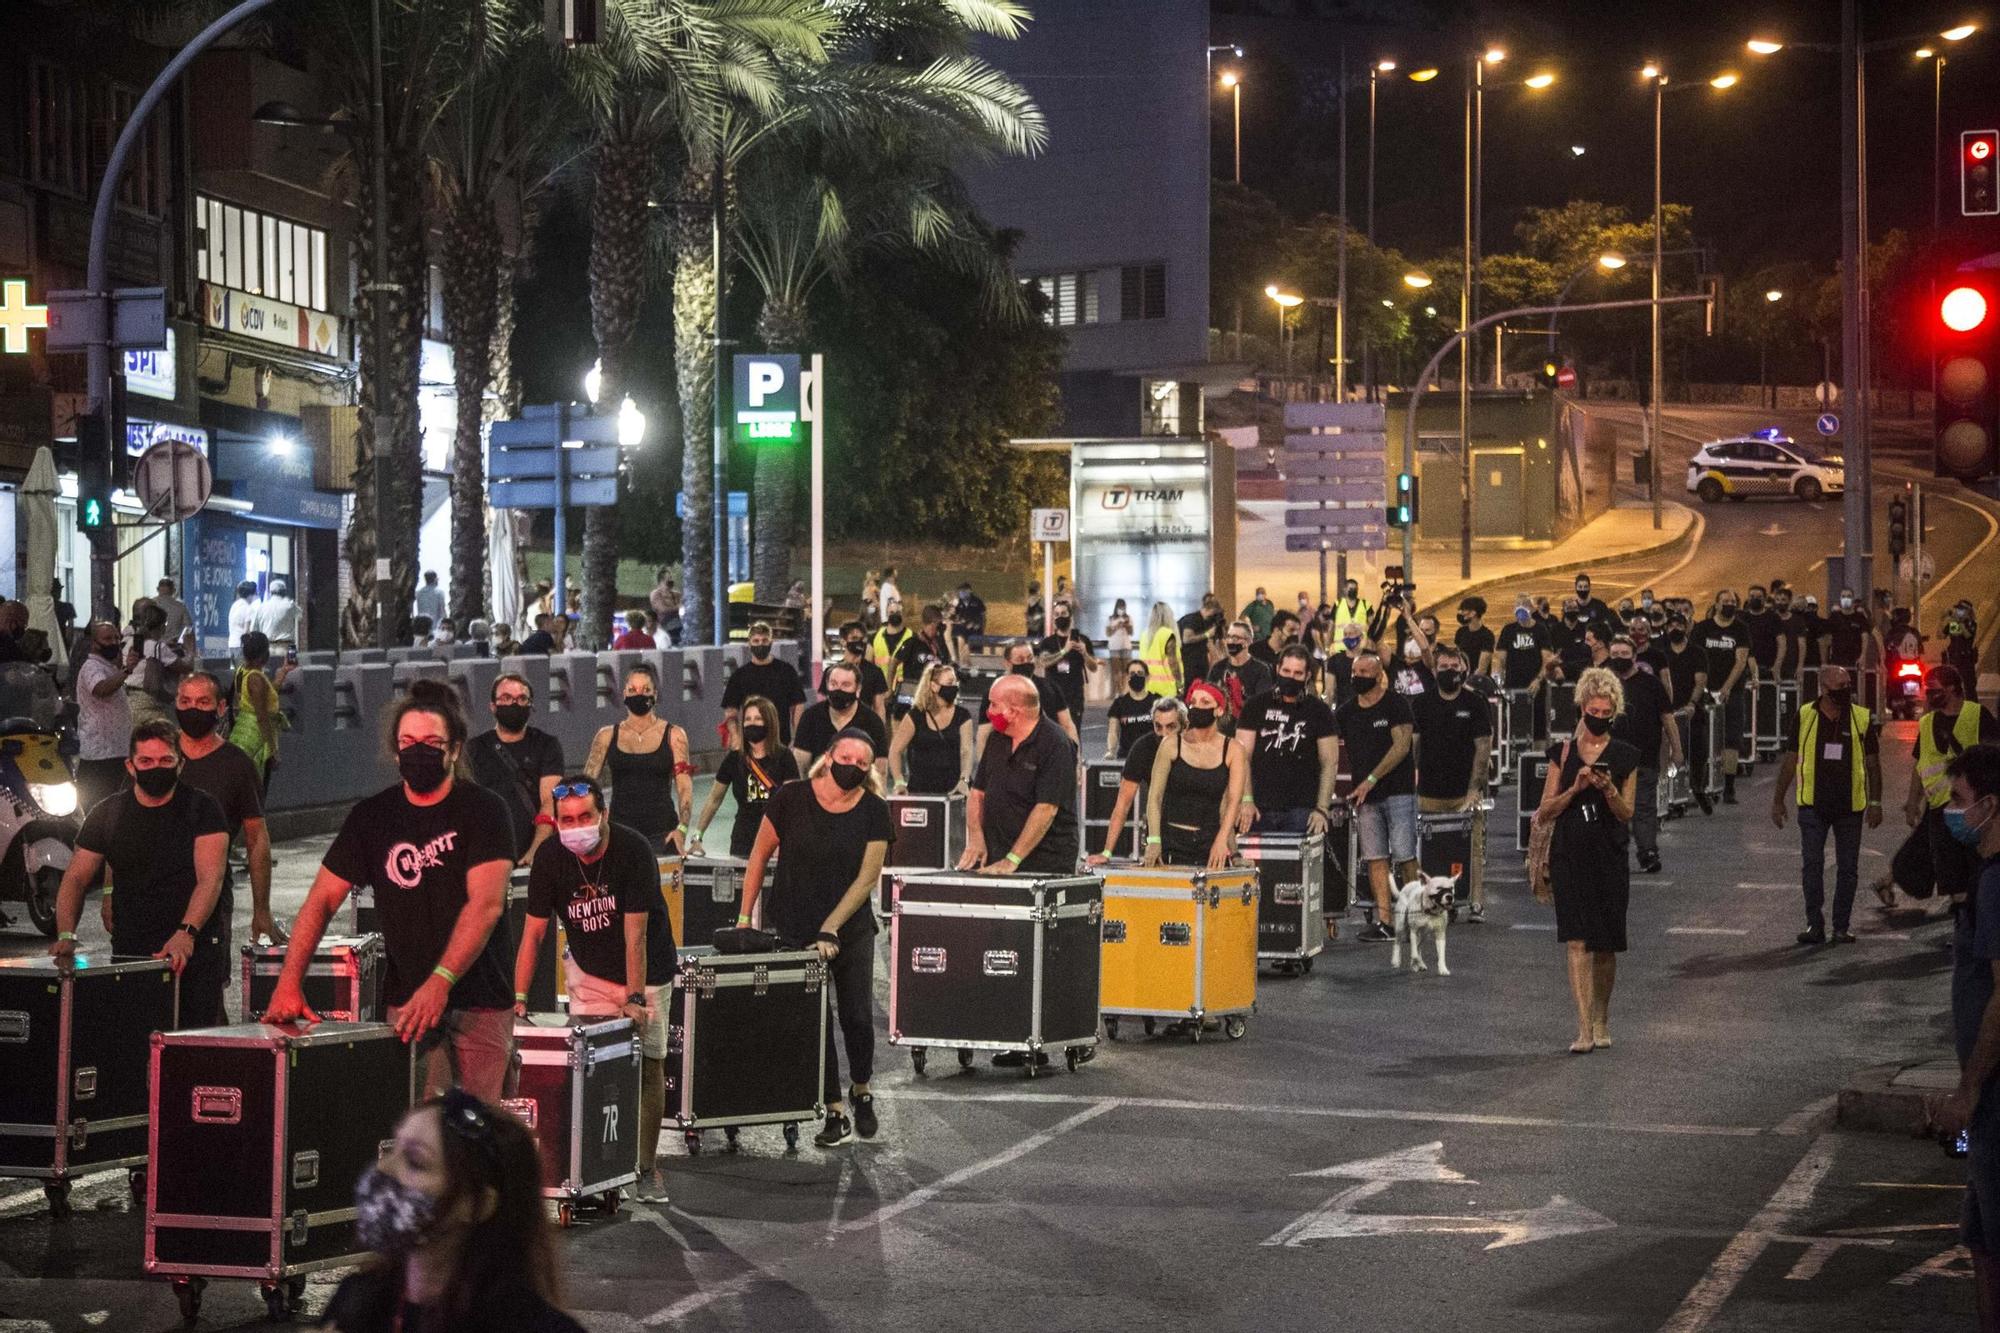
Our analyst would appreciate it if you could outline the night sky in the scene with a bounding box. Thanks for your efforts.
[1210,0,2000,273]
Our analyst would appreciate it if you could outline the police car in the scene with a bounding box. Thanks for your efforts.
[1684,428,1846,504]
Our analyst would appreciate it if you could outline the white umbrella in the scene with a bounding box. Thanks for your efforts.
[21,447,64,672]
[487,503,523,634]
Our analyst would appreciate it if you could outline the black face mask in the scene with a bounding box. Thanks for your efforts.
[1277,677,1304,699]
[1581,713,1612,736]
[887,616,904,631]
[1010,663,1035,676]
[133,766,178,799]
[1353,673,1381,695]
[826,689,857,711]
[1055,618,1071,632]
[1187,707,1217,730]
[1926,690,1949,712]
[624,694,656,716]
[845,640,865,656]
[742,723,769,744]
[492,703,532,731]
[829,761,868,792]
[1129,671,1149,691]
[398,743,450,794]
[1825,687,1854,709]
[1608,658,1634,676]
[175,707,220,740]
[1716,605,1737,620]
[1436,670,1465,693]
[1226,642,1249,657]
[1575,586,1591,600]
[1456,613,1471,625]
[749,644,772,660]
[1747,598,1766,612]
[97,642,121,661]
[938,685,960,705]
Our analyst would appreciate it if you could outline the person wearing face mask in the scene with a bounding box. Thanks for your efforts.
[825,620,890,721]
[1037,614,1097,730]
[1825,587,1882,673]
[1606,636,1681,875]
[1106,659,1160,759]
[794,660,892,778]
[893,605,958,713]
[467,674,564,867]
[1413,646,1493,918]
[690,695,801,858]
[1252,609,1299,671]
[1140,601,1184,699]
[997,638,1077,742]
[1090,698,1185,866]
[1141,681,1245,869]
[267,681,517,1098]
[1929,745,2000,1302]
[741,731,893,1146]
[1771,665,1882,946]
[1105,598,1135,683]
[1498,600,1557,735]
[51,722,229,1023]
[1550,600,1592,684]
[869,600,914,682]
[1905,666,2000,914]
[1626,615,1668,677]
[322,1091,585,1332]
[516,776,675,1201]
[1532,668,1639,1054]
[889,663,973,796]
[1333,650,1419,942]
[1572,574,1612,630]
[1178,602,1218,686]
[1454,597,1496,679]
[1696,591,1754,804]
[1392,616,1436,700]
[1207,619,1273,735]
[1331,581,1371,659]
[1234,647,1340,930]
[960,674,1081,876]
[73,618,142,814]
[174,672,284,950]
[1661,615,1707,711]
[585,665,694,855]
[227,631,294,795]
[1743,584,1786,688]
[722,620,807,745]
[1329,620,1369,706]
[1769,585,1809,685]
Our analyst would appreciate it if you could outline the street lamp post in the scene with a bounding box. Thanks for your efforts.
[1266,285,1302,376]
[1761,289,1784,408]
[1220,71,1243,184]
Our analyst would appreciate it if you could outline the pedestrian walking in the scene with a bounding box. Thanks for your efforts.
[1335,650,1419,942]
[824,624,890,720]
[226,631,293,794]
[888,663,972,796]
[723,621,807,745]
[1241,587,1277,640]
[515,776,674,1202]
[585,664,694,855]
[1413,645,1493,918]
[794,660,891,774]
[690,695,801,859]
[1141,680,1245,869]
[999,638,1077,742]
[1140,602,1182,699]
[1088,696,1184,866]
[319,1091,586,1332]
[740,729,893,1148]
[51,721,230,1024]
[414,571,446,626]
[73,620,139,814]
[1770,665,1883,946]
[1905,665,1999,910]
[959,673,1080,875]
[176,672,285,949]
[1607,636,1680,875]
[466,674,564,866]
[1105,661,1157,759]
[1105,598,1135,683]
[1207,620,1273,735]
[266,681,518,1100]
[227,581,261,649]
[1533,667,1639,1054]
[1696,591,1753,805]
[1235,646,1339,934]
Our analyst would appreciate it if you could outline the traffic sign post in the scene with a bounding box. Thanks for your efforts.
[487,402,626,617]
[1032,508,1071,632]
[1284,402,1388,603]
[1816,413,1840,438]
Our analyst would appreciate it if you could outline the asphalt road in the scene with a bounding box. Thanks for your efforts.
[0,717,1979,1332]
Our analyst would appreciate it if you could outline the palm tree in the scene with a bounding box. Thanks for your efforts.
[559,0,831,647]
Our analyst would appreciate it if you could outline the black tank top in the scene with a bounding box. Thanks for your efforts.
[1161,740,1229,836]
[906,706,967,793]
[606,722,677,842]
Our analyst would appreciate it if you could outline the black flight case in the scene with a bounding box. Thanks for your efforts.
[146,1021,413,1324]
[678,855,748,951]
[507,1015,641,1228]
[876,792,966,915]
[669,949,827,1155]
[0,954,177,1217]
[1240,832,1326,975]
[240,934,384,1023]
[886,871,1103,1076]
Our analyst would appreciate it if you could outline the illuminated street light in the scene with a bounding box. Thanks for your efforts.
[583,358,603,405]
[1524,72,1555,89]
[617,396,646,448]
[1710,72,1739,89]
[1265,285,1304,307]
[1376,58,1396,72]
[1641,62,1660,79]
[1408,67,1439,82]
[1218,70,1239,88]
[1484,47,1506,64]
[1916,46,1936,58]
[1766,289,1784,302]
[1747,38,1784,55]
[1403,270,1433,289]
[1570,144,1587,156]
[1597,252,1627,270]
[1943,24,1977,42]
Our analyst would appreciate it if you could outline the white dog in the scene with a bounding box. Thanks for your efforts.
[1389,873,1457,976]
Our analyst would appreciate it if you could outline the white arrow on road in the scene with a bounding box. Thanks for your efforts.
[1759,523,1788,537]
[1263,1141,1616,1252]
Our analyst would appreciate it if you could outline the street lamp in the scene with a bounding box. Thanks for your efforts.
[1760,289,1785,408]
[1266,284,1303,373]
[1598,251,1628,270]
[1404,270,1433,289]
[1408,67,1440,82]
[1219,69,1243,184]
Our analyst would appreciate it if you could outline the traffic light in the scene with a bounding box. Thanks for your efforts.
[1888,495,1908,558]
[1934,273,2000,483]
[75,412,112,532]
[1387,472,1418,528]
[1965,130,2000,217]
[1538,360,1560,388]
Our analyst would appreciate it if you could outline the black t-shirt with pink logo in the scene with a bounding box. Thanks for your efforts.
[322,781,517,1009]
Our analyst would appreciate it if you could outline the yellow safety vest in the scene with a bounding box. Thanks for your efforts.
[1917,704,1989,809]
[1796,702,1870,813]
[870,625,910,677]
[1140,625,1179,697]
[1331,598,1372,652]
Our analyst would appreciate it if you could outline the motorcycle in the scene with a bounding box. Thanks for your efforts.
[0,717,80,937]
[1887,657,1927,721]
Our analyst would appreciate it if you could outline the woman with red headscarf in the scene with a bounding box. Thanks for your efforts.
[1141,680,1247,869]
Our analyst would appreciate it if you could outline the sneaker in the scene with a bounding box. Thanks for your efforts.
[850,1090,878,1139]
[1361,922,1394,943]
[1831,930,1857,944]
[1796,925,1826,946]
[1637,853,1662,874]
[1468,904,1485,923]
[1693,788,1715,816]
[636,1169,670,1204]
[814,1113,855,1148]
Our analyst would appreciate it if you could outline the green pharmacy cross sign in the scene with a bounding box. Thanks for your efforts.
[733,353,801,445]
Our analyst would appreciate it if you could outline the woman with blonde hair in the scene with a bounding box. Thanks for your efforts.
[888,662,971,795]
[1533,666,1641,1055]
[1140,601,1182,699]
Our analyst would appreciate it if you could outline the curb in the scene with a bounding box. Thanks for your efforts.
[1836,1062,1948,1139]
[1416,502,1702,621]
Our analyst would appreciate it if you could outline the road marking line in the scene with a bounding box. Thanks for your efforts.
[638,1102,1117,1326]
[1773,1095,1837,1137]
[879,1089,1769,1139]
[1734,881,1795,890]
[1666,927,1750,937]
[1658,1133,1837,1333]
[1827,1222,1960,1235]
[0,1170,120,1218]
[1511,923,1556,932]
[1858,1181,1963,1190]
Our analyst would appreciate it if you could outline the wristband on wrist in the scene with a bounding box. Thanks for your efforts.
[1004,851,1024,867]
[58,931,76,942]
[815,931,840,947]
[432,964,459,986]
[101,887,113,897]
[515,991,527,1003]
[533,813,556,829]
[736,914,752,926]
[1146,835,1163,846]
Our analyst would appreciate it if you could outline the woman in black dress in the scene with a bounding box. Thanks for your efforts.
[888,663,971,795]
[689,695,801,858]
[1141,680,1246,869]
[1534,667,1640,1055]
[584,664,693,853]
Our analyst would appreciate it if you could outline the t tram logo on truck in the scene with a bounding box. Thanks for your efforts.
[1100,487,1185,510]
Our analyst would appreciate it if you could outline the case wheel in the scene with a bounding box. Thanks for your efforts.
[1064,1047,1085,1073]
[128,1168,147,1204]
[1189,1022,1203,1045]
[723,1127,741,1153]
[957,1048,974,1069]
[262,1276,304,1322]
[1142,1017,1156,1037]
[1224,1016,1247,1041]
[1298,955,1314,976]
[172,1276,206,1326]
[1024,1055,1040,1079]
[1103,1018,1119,1041]
[42,1181,69,1220]
[910,1048,928,1076]
[598,1188,623,1212]
[684,1130,703,1157]
[557,1200,576,1229]
[782,1123,800,1153]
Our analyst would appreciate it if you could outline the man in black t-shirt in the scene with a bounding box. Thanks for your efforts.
[1105,668,1158,759]
[1662,615,1707,710]
[1825,590,1881,671]
[1413,646,1493,915]
[963,674,1080,875]
[1038,624,1095,728]
[1744,585,1785,682]
[1608,637,1682,874]
[1497,604,1555,727]
[467,673,565,864]
[265,694,518,1100]
[1454,597,1497,679]
[174,671,283,949]
[1628,616,1669,678]
[826,624,890,720]
[1237,649,1340,937]
[1089,696,1184,863]
[53,723,230,1025]
[1697,592,1754,803]
[1332,653,1417,942]
[1770,587,1811,683]
[1207,621,1274,734]
[1572,573,1614,631]
[723,622,808,745]
[1772,666,1883,945]
[794,661,891,774]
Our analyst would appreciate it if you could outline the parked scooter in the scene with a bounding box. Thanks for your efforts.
[0,717,79,937]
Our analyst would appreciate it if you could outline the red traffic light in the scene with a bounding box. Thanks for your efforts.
[1974,139,1994,162]
[1942,286,1989,333]
[1964,130,2000,216]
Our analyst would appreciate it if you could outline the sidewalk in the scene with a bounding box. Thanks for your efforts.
[1235,496,1699,616]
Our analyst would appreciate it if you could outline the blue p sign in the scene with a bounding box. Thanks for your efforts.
[733,354,801,444]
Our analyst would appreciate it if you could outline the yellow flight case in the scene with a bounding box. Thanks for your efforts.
[1098,865,1258,1042]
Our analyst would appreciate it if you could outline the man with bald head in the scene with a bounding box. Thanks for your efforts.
[959,673,1080,876]
[1772,664,1882,946]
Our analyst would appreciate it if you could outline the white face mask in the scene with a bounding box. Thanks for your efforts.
[559,824,602,856]
[1403,640,1423,662]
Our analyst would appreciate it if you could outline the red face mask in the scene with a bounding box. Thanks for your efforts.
[987,707,1010,735]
